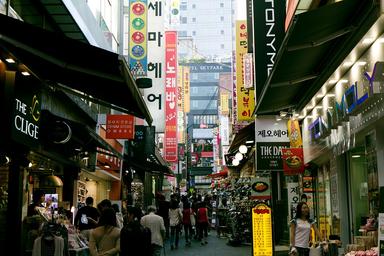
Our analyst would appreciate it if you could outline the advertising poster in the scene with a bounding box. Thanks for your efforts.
[252,203,273,256]
[183,66,190,113]
[106,114,135,139]
[128,0,148,77]
[250,177,271,200]
[287,182,299,220]
[164,31,178,162]
[282,148,304,175]
[144,0,165,131]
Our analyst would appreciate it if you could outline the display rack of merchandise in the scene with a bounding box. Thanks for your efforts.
[131,178,144,207]
[77,181,87,204]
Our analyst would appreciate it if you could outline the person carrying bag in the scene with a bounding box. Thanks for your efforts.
[289,202,328,256]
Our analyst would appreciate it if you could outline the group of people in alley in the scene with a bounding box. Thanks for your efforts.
[72,192,212,256]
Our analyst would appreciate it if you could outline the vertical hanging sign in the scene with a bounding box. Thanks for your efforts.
[144,0,165,131]
[253,0,285,99]
[236,21,255,121]
[129,0,148,78]
[164,31,178,162]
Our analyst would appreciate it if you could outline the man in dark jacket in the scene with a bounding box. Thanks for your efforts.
[120,206,151,256]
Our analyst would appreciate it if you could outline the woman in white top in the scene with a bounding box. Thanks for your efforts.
[169,200,183,250]
[289,202,326,256]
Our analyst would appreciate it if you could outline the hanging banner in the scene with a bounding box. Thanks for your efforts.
[253,0,286,99]
[129,0,148,77]
[164,31,178,162]
[287,118,303,148]
[183,66,190,113]
[106,114,135,139]
[243,53,253,89]
[252,203,273,256]
[236,20,255,121]
[282,148,304,175]
[144,0,165,131]
[177,66,185,143]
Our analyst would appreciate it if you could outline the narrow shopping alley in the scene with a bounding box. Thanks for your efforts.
[162,234,251,256]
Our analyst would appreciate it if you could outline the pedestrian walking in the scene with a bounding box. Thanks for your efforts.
[88,207,120,256]
[120,206,151,256]
[289,202,327,256]
[182,201,194,246]
[141,205,166,256]
[197,201,209,245]
[73,197,99,241]
[169,199,183,250]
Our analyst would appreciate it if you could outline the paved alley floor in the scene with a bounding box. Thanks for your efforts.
[163,235,252,256]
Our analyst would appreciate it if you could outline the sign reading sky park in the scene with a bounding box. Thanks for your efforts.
[129,0,148,77]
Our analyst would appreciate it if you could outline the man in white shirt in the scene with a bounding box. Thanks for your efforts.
[141,205,166,256]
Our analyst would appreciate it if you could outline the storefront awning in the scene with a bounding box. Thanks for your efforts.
[126,148,174,177]
[254,0,379,115]
[40,110,123,159]
[0,14,152,125]
[206,169,228,179]
[228,122,254,154]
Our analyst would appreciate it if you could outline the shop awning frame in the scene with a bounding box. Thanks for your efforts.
[40,110,123,159]
[228,122,255,154]
[0,14,152,125]
[254,0,380,116]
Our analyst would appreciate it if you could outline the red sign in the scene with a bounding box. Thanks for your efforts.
[282,148,304,175]
[164,31,178,162]
[106,114,134,139]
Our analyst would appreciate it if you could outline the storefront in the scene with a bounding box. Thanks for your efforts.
[301,13,384,253]
[0,14,152,254]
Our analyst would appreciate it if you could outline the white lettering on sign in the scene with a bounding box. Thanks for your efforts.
[265,0,276,76]
[14,98,39,139]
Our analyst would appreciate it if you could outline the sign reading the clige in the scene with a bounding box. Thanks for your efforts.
[252,203,273,256]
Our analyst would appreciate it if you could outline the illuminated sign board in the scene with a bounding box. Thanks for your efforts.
[252,203,273,256]
[309,61,384,141]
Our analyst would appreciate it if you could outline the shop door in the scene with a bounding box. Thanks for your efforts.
[347,147,369,237]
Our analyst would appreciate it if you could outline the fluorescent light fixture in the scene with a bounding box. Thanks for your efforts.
[362,37,375,44]
[5,58,15,63]
[316,94,324,98]
[298,115,305,119]
[343,62,353,67]
[245,140,254,144]
[328,80,338,84]
[355,61,367,66]
[338,79,349,84]
[293,113,299,117]
[314,106,322,109]
[276,117,282,121]
[352,154,361,158]
[21,71,30,76]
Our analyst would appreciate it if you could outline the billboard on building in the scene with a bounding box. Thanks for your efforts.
[236,21,255,121]
[144,0,165,131]
[164,31,178,162]
[128,0,148,77]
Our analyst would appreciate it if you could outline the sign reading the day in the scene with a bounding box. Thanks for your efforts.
[252,203,273,256]
[106,114,135,139]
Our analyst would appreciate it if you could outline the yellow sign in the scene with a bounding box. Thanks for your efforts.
[287,118,303,148]
[220,93,229,115]
[252,203,273,256]
[236,20,255,121]
[183,66,190,113]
